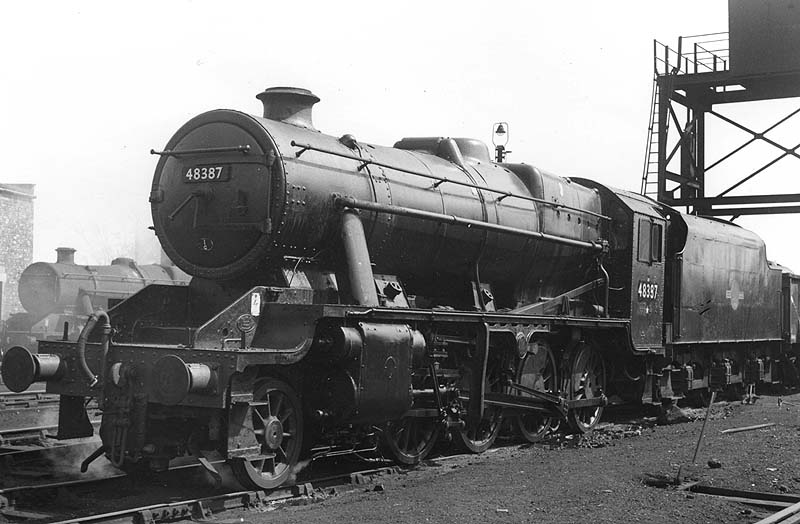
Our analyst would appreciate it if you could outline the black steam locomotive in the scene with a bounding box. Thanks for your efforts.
[2,248,189,353]
[4,87,799,489]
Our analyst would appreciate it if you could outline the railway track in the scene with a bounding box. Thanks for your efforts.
[0,400,781,523]
[0,389,55,406]
[677,483,800,523]
[0,389,102,484]
[0,389,62,446]
[0,397,750,522]
[0,390,102,444]
[0,457,398,523]
[0,389,58,426]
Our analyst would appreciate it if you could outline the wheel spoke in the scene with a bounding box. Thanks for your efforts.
[401,421,411,451]
[271,393,284,418]
[253,408,268,428]
[409,421,419,452]
[279,407,294,425]
[262,457,275,475]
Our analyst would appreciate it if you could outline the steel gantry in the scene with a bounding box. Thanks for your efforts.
[641,1,800,219]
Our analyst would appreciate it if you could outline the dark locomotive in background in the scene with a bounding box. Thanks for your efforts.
[2,248,189,353]
[3,87,800,489]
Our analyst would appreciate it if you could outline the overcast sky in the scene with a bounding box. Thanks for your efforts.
[3,1,799,269]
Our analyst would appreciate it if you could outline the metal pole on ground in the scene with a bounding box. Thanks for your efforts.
[676,390,717,483]
[692,390,717,464]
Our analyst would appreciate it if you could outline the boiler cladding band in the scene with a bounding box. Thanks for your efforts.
[293,141,610,222]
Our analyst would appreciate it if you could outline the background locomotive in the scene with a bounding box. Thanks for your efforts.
[3,87,799,490]
[2,248,190,354]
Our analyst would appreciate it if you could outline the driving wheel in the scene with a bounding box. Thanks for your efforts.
[516,343,558,442]
[230,378,303,489]
[456,360,502,453]
[564,344,606,433]
[381,416,440,465]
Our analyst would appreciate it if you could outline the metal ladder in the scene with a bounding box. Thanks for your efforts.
[639,35,728,198]
[640,75,663,198]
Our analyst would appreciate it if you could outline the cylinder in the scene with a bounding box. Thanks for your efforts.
[1,346,63,392]
[331,326,363,360]
[410,329,427,364]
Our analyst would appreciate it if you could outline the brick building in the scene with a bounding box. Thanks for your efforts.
[0,184,34,319]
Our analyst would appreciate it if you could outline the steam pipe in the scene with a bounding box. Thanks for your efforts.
[598,259,610,318]
[76,310,111,388]
[80,293,94,316]
[334,195,604,252]
[340,209,379,307]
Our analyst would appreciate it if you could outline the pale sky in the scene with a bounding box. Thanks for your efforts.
[3,1,799,269]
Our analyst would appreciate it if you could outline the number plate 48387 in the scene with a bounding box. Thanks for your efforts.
[637,281,659,301]
[184,165,229,183]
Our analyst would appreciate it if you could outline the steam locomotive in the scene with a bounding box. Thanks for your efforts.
[3,87,799,490]
[2,248,189,353]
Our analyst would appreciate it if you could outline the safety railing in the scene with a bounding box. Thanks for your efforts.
[654,32,729,76]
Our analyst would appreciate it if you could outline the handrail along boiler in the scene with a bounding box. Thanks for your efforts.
[3,87,798,489]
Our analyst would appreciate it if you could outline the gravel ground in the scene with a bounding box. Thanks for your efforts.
[209,391,800,524]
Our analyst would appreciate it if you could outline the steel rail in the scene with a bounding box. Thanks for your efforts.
[0,391,58,406]
[292,141,610,221]
[757,501,800,524]
[0,458,229,516]
[687,484,799,509]
[32,465,396,524]
[0,471,125,498]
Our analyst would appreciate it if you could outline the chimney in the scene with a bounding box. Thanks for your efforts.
[256,87,320,131]
[56,247,76,264]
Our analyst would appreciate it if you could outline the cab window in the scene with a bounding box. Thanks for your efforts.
[637,218,663,264]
